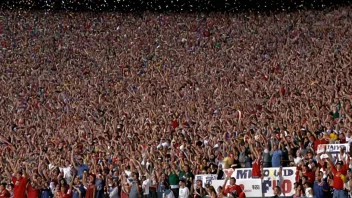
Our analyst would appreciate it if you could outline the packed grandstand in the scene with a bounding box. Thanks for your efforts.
[0,0,352,198]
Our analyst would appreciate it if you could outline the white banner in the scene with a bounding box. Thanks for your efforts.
[195,167,296,197]
[194,174,218,187]
[231,167,295,197]
[211,179,262,197]
[317,144,349,154]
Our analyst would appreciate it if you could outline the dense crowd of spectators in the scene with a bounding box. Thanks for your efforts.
[0,4,352,198]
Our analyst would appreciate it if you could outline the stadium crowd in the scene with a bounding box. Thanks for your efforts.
[0,3,352,198]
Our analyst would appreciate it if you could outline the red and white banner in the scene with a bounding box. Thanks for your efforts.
[196,167,296,197]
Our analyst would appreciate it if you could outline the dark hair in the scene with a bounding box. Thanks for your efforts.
[275,186,281,193]
[0,183,7,188]
[230,177,236,183]
[60,178,67,185]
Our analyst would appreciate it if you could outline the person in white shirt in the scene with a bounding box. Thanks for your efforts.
[178,179,189,198]
[294,151,303,165]
[59,160,73,183]
[108,179,119,198]
[142,174,151,198]
[303,183,313,197]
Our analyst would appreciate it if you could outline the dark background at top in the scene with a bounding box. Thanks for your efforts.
[0,0,351,12]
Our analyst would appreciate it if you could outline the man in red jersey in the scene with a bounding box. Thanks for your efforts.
[222,176,242,196]
[327,157,349,198]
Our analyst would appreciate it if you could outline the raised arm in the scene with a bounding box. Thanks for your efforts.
[222,175,229,194]
[71,149,78,170]
[69,174,76,192]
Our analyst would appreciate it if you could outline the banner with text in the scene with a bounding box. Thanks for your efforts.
[196,167,296,197]
[317,144,350,154]
[232,167,295,197]
[211,179,262,197]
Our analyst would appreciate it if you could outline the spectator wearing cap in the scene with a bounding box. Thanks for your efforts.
[178,178,189,198]
[221,176,242,197]
[327,155,349,198]
[313,171,329,198]
[0,183,10,198]
[163,184,175,198]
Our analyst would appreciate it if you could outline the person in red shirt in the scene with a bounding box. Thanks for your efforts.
[9,170,28,198]
[327,156,349,198]
[222,176,242,196]
[58,174,74,198]
[313,133,329,151]
[301,164,315,186]
[27,181,40,198]
[0,183,10,198]
[249,142,262,178]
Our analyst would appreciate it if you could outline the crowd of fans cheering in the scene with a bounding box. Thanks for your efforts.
[0,1,352,198]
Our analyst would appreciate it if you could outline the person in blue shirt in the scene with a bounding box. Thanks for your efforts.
[71,149,89,178]
[270,143,283,167]
[72,176,86,198]
[313,171,329,198]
